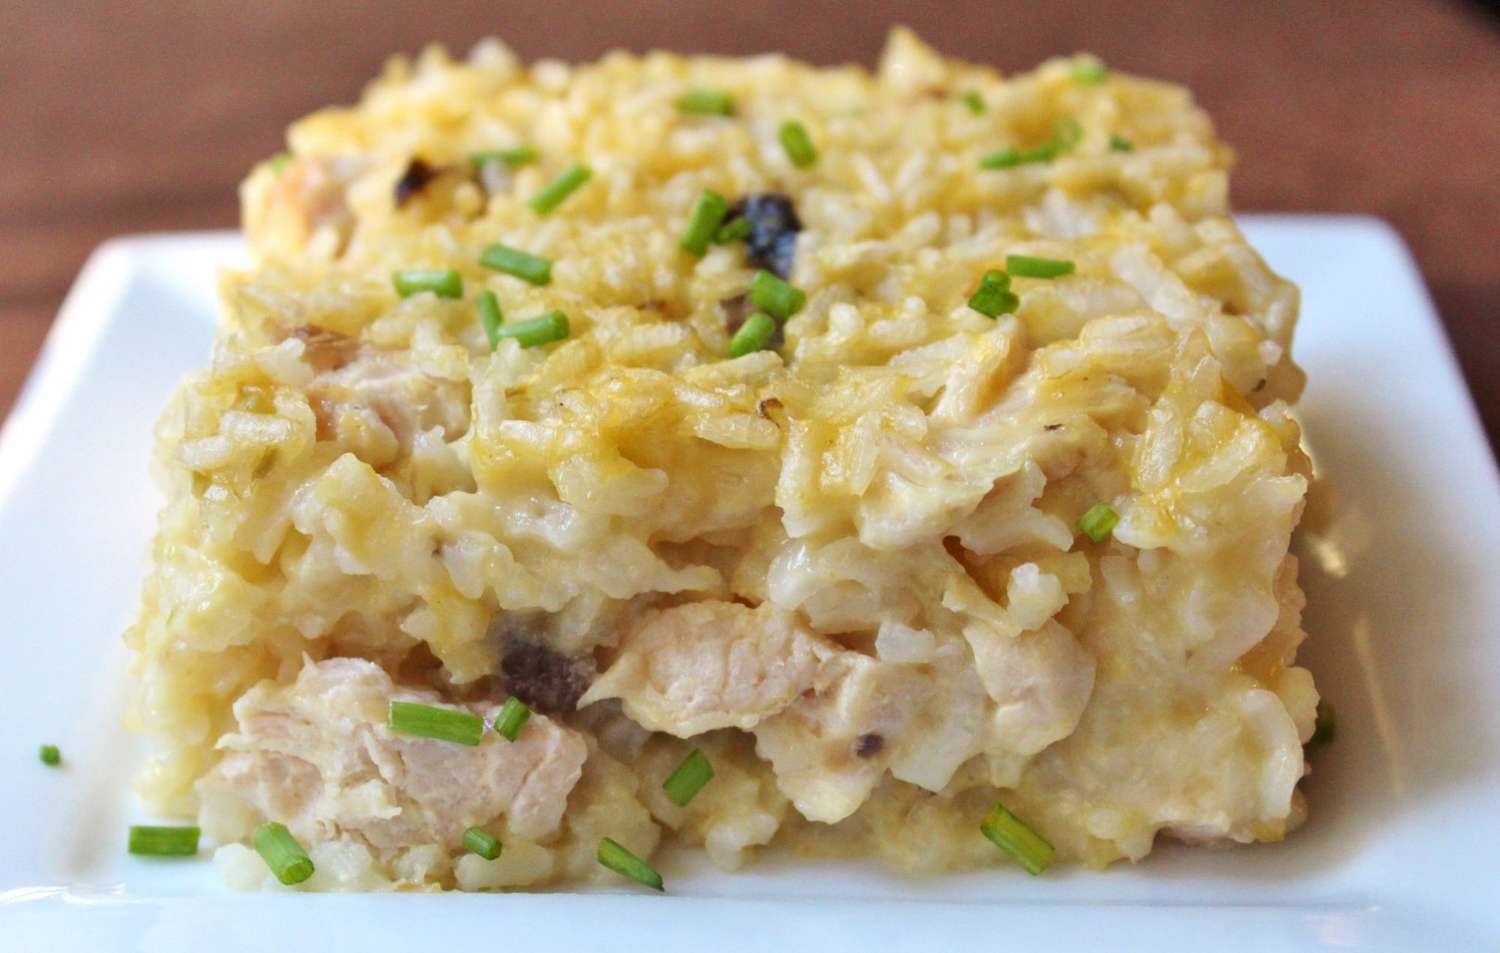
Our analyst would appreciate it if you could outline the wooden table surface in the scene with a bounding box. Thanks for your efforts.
[5,1,1498,447]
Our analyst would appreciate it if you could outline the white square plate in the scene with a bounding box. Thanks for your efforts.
[2,217,1496,951]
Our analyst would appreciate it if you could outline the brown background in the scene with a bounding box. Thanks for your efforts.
[4,1,1497,447]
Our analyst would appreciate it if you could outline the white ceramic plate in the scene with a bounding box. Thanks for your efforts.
[1,217,1496,951]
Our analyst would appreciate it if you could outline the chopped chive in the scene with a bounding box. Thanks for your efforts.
[1078,501,1119,543]
[677,87,735,117]
[463,827,502,860]
[254,822,314,885]
[469,146,539,169]
[980,802,1054,875]
[268,152,292,175]
[960,90,986,114]
[715,216,753,244]
[494,696,532,742]
[980,118,1084,169]
[968,269,1018,318]
[528,162,592,215]
[1310,699,1337,747]
[477,291,504,351]
[480,244,553,285]
[680,189,730,257]
[388,700,484,746]
[1109,134,1134,153]
[1006,254,1075,279]
[493,311,570,349]
[39,744,60,766]
[727,312,776,358]
[778,121,817,169]
[393,269,463,299]
[748,270,805,320]
[1071,59,1108,85]
[128,825,200,857]
[597,837,663,891]
[662,749,715,806]
[979,147,1025,170]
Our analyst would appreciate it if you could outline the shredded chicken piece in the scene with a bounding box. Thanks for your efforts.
[197,658,587,850]
[579,601,838,735]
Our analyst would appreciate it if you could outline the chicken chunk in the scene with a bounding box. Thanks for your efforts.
[579,601,838,735]
[197,658,587,851]
[752,653,929,823]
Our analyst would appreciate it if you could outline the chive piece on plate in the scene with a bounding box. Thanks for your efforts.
[1311,699,1337,747]
[1005,254,1076,279]
[960,90,986,114]
[393,269,464,299]
[662,749,715,806]
[1078,501,1120,543]
[268,152,292,175]
[728,312,776,358]
[681,189,730,257]
[528,162,592,215]
[980,118,1084,169]
[778,121,817,169]
[1109,134,1134,153]
[980,802,1054,875]
[597,837,664,891]
[494,311,570,349]
[677,87,735,117]
[968,269,1018,318]
[128,825,201,857]
[494,697,532,742]
[748,270,805,320]
[477,290,504,351]
[254,822,314,885]
[469,146,538,169]
[1071,59,1108,85]
[480,243,553,285]
[715,216,753,244]
[464,827,503,861]
[39,744,61,767]
[388,700,485,746]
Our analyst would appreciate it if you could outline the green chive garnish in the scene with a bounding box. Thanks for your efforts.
[1310,699,1337,747]
[39,744,60,766]
[968,269,1018,318]
[677,87,735,117]
[778,121,817,169]
[1109,134,1134,153]
[480,244,553,285]
[980,802,1054,875]
[494,697,532,742]
[597,837,663,891]
[477,290,504,351]
[388,700,484,746]
[748,270,805,320]
[1071,59,1108,84]
[493,311,570,349]
[463,827,502,860]
[128,825,201,857]
[715,216,753,244]
[1006,254,1075,279]
[254,822,314,885]
[528,162,592,215]
[269,152,292,175]
[680,189,730,257]
[393,269,463,299]
[1078,501,1119,543]
[980,118,1084,169]
[662,749,715,806]
[960,90,986,114]
[469,146,538,168]
[727,312,776,358]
